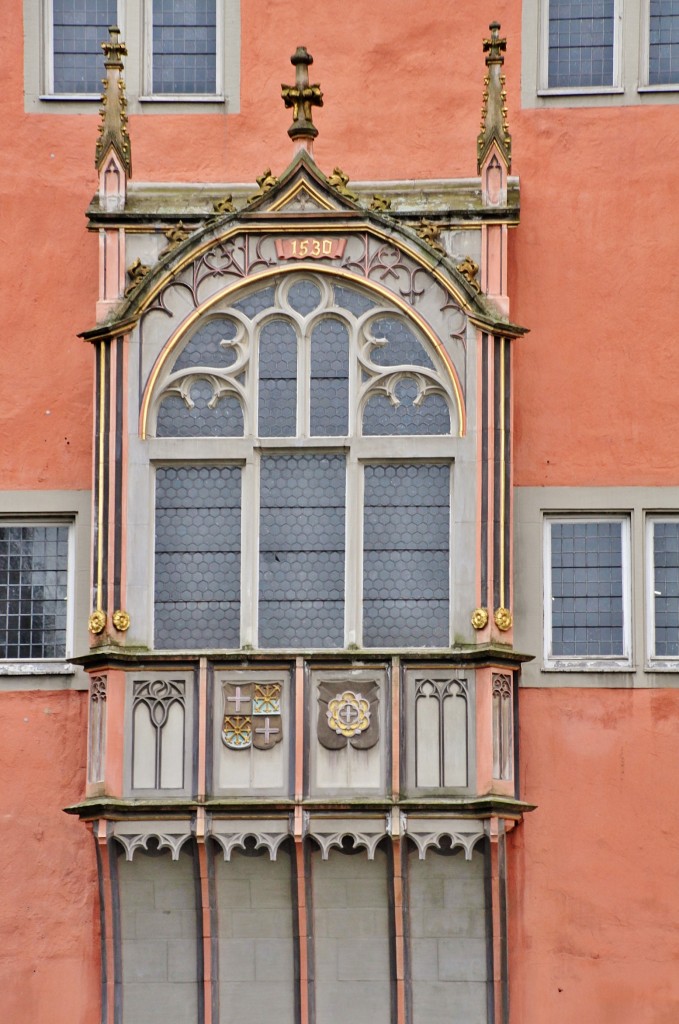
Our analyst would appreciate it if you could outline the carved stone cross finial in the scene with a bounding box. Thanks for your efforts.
[477,21,511,172]
[95,25,131,176]
[281,46,324,143]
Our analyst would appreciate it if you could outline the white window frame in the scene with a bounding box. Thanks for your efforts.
[543,514,632,670]
[537,0,624,96]
[0,516,75,667]
[141,0,224,102]
[42,0,122,100]
[639,0,679,91]
[645,515,679,666]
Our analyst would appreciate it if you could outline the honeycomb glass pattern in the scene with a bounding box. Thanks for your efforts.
[363,379,450,436]
[310,319,349,436]
[367,317,435,369]
[548,0,615,88]
[52,0,117,93]
[259,454,345,648]
[653,521,679,657]
[152,0,217,94]
[550,520,624,657]
[0,525,69,659]
[287,279,322,316]
[172,319,238,372]
[363,465,450,647]
[155,466,241,649]
[156,380,244,437]
[258,320,298,437]
[649,0,679,85]
[333,285,377,317]
[232,286,276,319]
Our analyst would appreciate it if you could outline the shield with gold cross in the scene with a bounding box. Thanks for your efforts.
[317,679,379,750]
[221,681,283,750]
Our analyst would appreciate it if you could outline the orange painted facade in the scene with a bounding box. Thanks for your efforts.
[2,0,679,1020]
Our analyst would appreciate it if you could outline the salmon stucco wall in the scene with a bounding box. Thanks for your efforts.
[0,692,100,1022]
[509,688,679,1023]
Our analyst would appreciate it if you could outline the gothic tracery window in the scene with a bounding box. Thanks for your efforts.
[149,272,457,651]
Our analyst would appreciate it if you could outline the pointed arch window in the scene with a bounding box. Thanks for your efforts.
[148,272,457,651]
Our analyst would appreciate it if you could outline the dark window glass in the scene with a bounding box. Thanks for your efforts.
[152,0,217,94]
[548,0,615,88]
[259,454,345,648]
[155,466,241,648]
[0,525,69,658]
[550,520,624,657]
[52,0,117,93]
[363,464,450,647]
[653,521,679,657]
[649,0,679,85]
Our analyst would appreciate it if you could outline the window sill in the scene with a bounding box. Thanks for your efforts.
[39,93,101,102]
[638,84,679,93]
[537,86,625,97]
[542,661,633,673]
[645,661,679,672]
[0,661,75,676]
[138,94,226,103]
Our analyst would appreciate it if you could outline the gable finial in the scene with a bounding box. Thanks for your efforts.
[477,21,511,172]
[95,25,131,177]
[281,46,324,152]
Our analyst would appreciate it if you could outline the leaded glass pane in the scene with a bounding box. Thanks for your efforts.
[653,521,679,657]
[232,286,276,319]
[310,318,349,436]
[155,466,241,649]
[0,525,69,659]
[259,454,345,647]
[548,0,615,88]
[550,520,624,657]
[258,320,298,437]
[157,380,244,437]
[367,317,435,369]
[152,0,217,94]
[173,319,238,371]
[52,0,117,93]
[334,285,377,317]
[363,464,450,647]
[649,0,679,84]
[287,279,322,316]
[363,379,450,436]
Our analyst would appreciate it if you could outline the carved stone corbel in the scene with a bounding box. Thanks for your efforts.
[306,815,387,859]
[404,817,485,860]
[112,819,193,861]
[209,817,291,860]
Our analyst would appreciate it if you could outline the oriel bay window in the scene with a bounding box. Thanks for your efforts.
[149,272,456,651]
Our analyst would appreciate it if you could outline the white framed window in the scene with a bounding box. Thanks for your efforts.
[539,0,622,93]
[148,272,457,652]
[46,0,119,97]
[646,516,679,662]
[0,519,74,661]
[543,515,632,668]
[24,0,240,112]
[524,0,679,105]
[143,0,222,99]
[641,0,679,89]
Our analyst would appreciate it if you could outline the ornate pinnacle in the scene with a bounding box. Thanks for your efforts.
[477,21,511,172]
[95,25,131,175]
[281,46,323,141]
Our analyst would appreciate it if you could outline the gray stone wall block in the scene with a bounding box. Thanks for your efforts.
[121,940,168,983]
[219,937,256,980]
